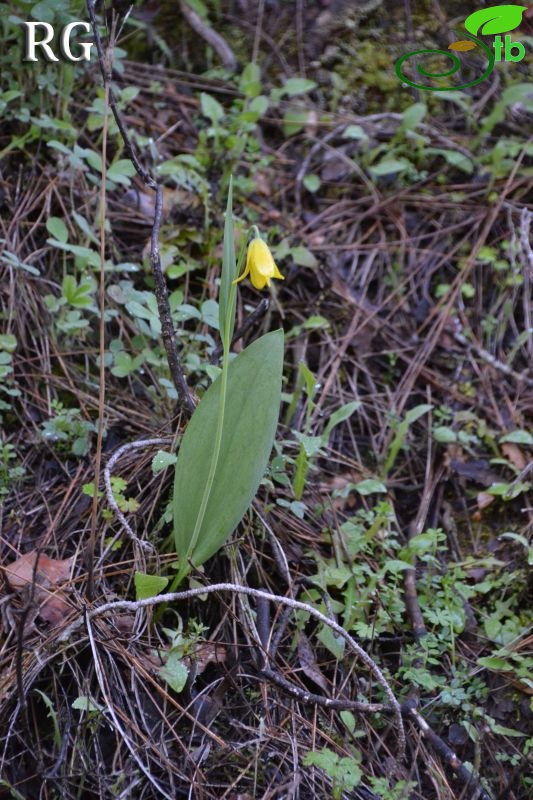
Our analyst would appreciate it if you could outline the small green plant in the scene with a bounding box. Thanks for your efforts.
[41,399,96,456]
[303,746,362,798]
[0,441,25,502]
[168,181,284,587]
[0,334,20,420]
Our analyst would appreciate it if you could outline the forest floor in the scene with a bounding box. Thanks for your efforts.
[0,2,532,798]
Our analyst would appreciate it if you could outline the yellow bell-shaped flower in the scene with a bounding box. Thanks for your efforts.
[233,237,284,290]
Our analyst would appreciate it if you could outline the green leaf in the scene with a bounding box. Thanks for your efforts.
[481,83,533,134]
[200,92,224,124]
[159,652,188,693]
[433,426,457,443]
[343,124,368,141]
[281,78,317,96]
[134,572,169,600]
[465,6,526,36]
[369,157,411,176]
[477,656,513,671]
[401,102,427,131]
[323,401,361,440]
[500,430,533,445]
[111,352,135,378]
[291,246,317,268]
[294,432,323,457]
[46,217,68,244]
[487,481,531,499]
[354,479,387,496]
[173,330,284,569]
[282,108,310,137]
[0,334,17,353]
[219,177,236,344]
[72,696,103,713]
[303,174,320,192]
[340,710,356,734]
[152,450,178,474]
[239,62,261,98]
[317,625,345,660]
[425,147,473,174]
[404,403,433,425]
[107,159,136,185]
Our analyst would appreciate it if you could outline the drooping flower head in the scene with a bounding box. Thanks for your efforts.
[233,236,284,291]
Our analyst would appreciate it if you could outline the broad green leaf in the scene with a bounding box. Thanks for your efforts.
[433,426,457,443]
[173,330,284,569]
[340,710,356,734]
[159,653,188,693]
[303,174,320,193]
[107,159,136,184]
[317,625,345,660]
[500,430,533,445]
[282,108,311,137]
[200,92,224,124]
[219,178,236,344]
[291,246,317,268]
[343,124,368,141]
[426,148,473,174]
[294,432,323,457]
[281,78,317,96]
[152,450,178,473]
[134,572,169,600]
[354,479,387,496]
[369,157,411,176]
[46,217,68,244]
[477,656,513,671]
[72,696,104,713]
[401,102,427,131]
[0,334,17,352]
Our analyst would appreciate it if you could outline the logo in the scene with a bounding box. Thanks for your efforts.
[395,4,527,91]
[22,21,94,63]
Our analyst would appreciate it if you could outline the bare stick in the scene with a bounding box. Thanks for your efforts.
[402,698,492,800]
[178,0,237,70]
[86,1,195,413]
[60,582,406,764]
[101,437,171,562]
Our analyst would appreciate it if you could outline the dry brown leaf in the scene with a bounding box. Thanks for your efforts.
[297,632,329,693]
[193,642,227,675]
[477,491,495,511]
[6,552,74,590]
[501,442,527,471]
[5,551,75,627]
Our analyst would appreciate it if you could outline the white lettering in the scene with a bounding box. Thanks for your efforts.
[22,22,58,62]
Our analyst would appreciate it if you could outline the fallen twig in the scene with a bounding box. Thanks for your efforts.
[402,698,492,800]
[59,582,407,764]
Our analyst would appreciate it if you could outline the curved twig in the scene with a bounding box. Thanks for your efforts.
[60,582,406,764]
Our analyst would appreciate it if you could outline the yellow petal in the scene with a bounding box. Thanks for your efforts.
[448,40,477,51]
[236,237,284,291]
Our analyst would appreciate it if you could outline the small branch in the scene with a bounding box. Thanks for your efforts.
[178,0,237,70]
[101,437,171,563]
[402,698,492,800]
[86,1,195,414]
[261,666,388,714]
[60,582,406,764]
